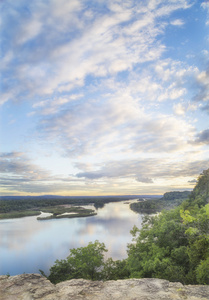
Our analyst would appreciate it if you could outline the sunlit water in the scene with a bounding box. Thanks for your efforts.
[0,200,143,275]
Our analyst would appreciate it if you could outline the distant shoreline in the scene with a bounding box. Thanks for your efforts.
[0,195,160,220]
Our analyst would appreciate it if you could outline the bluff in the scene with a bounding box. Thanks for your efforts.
[0,273,209,300]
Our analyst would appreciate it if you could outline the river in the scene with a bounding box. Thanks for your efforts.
[0,200,143,276]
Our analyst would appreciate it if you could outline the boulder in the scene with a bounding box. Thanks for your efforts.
[0,274,209,300]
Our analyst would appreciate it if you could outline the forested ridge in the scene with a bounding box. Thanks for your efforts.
[45,169,209,285]
[130,191,190,213]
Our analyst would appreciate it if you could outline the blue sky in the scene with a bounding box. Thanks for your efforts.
[1,0,209,196]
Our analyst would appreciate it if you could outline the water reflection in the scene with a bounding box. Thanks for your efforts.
[0,201,142,275]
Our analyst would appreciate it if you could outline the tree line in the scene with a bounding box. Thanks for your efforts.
[0,195,137,214]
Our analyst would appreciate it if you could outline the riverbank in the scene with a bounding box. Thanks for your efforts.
[0,195,144,219]
[0,206,96,220]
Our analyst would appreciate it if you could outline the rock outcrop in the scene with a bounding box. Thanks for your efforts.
[0,274,209,300]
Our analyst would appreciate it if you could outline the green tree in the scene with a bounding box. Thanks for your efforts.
[102,258,130,280]
[127,208,190,283]
[48,240,107,283]
[196,258,209,284]
[180,203,209,283]
[47,259,75,283]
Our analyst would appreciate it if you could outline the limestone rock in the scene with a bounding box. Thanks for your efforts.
[0,274,209,300]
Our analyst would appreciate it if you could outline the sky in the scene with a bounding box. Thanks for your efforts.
[0,0,209,196]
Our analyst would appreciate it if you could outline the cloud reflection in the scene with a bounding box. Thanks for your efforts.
[0,202,142,274]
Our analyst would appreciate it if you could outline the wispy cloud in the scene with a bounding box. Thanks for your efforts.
[1,0,209,195]
[0,152,51,180]
[75,157,209,182]
[37,93,196,158]
[201,1,209,25]
[0,152,84,194]
[0,0,191,104]
[170,19,185,26]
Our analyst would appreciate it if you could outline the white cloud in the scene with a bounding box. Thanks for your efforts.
[1,0,193,105]
[197,71,209,86]
[0,151,84,194]
[201,1,209,25]
[17,19,42,44]
[201,2,209,11]
[1,0,208,195]
[1,149,207,195]
[0,152,50,180]
[173,101,198,116]
[0,91,14,105]
[194,69,209,104]
[1,51,14,69]
[50,0,82,19]
[75,156,209,183]
[170,19,185,26]
[173,103,186,115]
[32,94,83,115]
[37,90,196,160]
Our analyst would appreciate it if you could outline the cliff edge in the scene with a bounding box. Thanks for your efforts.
[0,274,209,300]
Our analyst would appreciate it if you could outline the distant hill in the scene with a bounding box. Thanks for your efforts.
[130,191,191,214]
[0,194,161,201]
[161,191,191,201]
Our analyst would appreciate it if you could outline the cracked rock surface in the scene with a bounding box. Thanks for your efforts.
[0,274,209,300]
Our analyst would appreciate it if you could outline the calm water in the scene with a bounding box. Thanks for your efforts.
[0,201,143,275]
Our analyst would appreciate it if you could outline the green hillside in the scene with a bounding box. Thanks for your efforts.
[128,169,209,284]
[130,191,191,214]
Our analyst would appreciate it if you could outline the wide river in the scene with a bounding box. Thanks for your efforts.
[0,200,143,276]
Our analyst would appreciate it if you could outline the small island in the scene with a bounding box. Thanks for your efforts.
[0,203,96,220]
[37,206,97,220]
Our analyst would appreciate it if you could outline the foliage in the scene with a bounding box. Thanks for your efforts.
[48,241,107,283]
[127,169,209,284]
[47,259,74,283]
[94,201,105,210]
[162,191,191,201]
[101,258,130,280]
[0,210,40,219]
[186,169,209,208]
[130,200,162,213]
[196,258,209,284]
[47,242,130,283]
[127,208,190,283]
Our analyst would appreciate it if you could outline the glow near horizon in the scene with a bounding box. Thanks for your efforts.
[0,0,209,196]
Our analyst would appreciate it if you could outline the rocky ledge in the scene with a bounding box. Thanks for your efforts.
[0,274,209,300]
